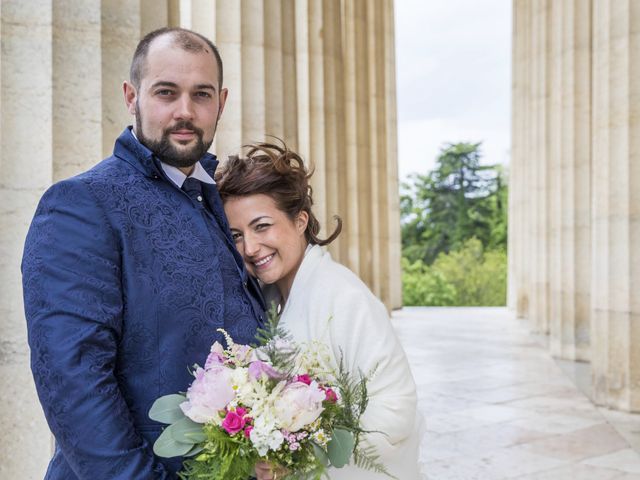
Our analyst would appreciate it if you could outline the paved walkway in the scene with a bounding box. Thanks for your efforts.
[392,307,640,480]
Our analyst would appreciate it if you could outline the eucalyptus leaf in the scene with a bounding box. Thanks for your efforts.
[184,444,205,458]
[153,424,194,458]
[149,394,187,424]
[312,442,330,467]
[326,428,355,468]
[171,416,206,444]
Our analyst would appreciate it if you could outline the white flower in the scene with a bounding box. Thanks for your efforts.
[294,341,333,382]
[311,428,331,447]
[249,416,284,456]
[229,367,253,401]
[273,381,325,432]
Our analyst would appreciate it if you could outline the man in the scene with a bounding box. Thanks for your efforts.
[22,28,265,479]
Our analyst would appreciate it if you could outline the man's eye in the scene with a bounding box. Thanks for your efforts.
[156,89,174,96]
[195,91,212,98]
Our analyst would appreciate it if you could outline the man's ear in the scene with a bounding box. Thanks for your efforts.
[296,211,309,234]
[123,81,137,115]
[217,87,229,121]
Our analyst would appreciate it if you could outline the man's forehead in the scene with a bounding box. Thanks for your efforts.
[148,32,211,56]
[144,40,217,75]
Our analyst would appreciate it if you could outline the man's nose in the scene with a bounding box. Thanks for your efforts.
[174,94,195,120]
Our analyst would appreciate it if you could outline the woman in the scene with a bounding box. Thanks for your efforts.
[217,142,422,480]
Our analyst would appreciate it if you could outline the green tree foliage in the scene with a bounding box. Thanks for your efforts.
[401,142,507,264]
[401,142,508,306]
[402,239,507,307]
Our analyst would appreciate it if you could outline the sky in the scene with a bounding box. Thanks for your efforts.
[394,0,512,180]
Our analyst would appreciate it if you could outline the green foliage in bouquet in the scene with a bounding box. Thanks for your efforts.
[252,302,300,375]
[179,424,259,480]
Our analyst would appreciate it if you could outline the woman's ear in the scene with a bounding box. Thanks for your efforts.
[296,211,309,234]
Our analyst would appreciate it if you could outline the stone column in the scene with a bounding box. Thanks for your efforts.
[384,0,402,309]
[322,0,346,262]
[516,0,533,319]
[550,0,591,361]
[547,0,563,354]
[342,0,361,276]
[53,1,102,182]
[528,0,549,334]
[591,0,640,411]
[101,1,143,157]
[241,0,266,142]
[0,3,53,478]
[214,0,243,156]
[509,0,526,316]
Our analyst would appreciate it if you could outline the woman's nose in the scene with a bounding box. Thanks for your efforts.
[243,234,260,257]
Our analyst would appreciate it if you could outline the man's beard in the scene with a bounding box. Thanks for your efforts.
[135,105,214,169]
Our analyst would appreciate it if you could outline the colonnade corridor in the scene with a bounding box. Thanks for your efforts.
[393,308,640,479]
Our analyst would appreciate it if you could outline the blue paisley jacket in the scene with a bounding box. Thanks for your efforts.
[22,128,265,479]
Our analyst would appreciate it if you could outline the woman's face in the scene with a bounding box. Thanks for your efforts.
[224,194,309,300]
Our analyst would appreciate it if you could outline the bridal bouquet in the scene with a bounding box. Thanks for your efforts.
[149,315,394,479]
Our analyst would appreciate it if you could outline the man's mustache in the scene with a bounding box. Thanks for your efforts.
[167,121,204,137]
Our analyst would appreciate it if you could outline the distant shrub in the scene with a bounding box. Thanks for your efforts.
[402,238,506,306]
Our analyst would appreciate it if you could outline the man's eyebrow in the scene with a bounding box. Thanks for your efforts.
[194,83,217,92]
[150,81,178,89]
[149,81,217,93]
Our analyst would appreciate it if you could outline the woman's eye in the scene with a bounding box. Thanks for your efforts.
[255,223,271,231]
[231,232,242,241]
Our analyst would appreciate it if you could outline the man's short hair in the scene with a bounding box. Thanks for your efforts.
[130,27,224,89]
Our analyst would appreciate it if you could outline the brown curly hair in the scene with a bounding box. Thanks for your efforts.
[216,141,342,246]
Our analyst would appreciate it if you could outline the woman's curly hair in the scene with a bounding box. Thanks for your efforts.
[216,140,342,246]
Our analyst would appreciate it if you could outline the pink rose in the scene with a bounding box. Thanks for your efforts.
[180,366,235,423]
[222,409,246,435]
[274,381,325,431]
[244,425,253,438]
[295,374,312,385]
[324,388,338,403]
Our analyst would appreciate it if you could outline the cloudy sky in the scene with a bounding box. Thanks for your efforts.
[394,0,512,180]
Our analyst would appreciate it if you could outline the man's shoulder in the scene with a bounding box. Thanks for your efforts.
[40,154,143,211]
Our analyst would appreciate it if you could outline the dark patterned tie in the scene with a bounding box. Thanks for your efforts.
[182,177,205,207]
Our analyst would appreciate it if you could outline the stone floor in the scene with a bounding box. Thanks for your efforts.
[392,307,640,480]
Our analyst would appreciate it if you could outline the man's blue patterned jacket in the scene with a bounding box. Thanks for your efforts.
[22,128,265,479]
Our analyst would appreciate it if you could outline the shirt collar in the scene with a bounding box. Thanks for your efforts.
[161,161,216,188]
[129,128,216,188]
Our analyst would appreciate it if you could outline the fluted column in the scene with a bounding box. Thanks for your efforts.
[527,0,549,334]
[53,1,102,181]
[509,1,526,316]
[101,1,143,157]
[384,0,402,308]
[214,0,242,156]
[547,0,563,354]
[549,0,591,361]
[0,3,53,478]
[591,0,640,411]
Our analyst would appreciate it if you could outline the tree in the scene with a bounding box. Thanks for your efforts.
[401,142,507,264]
